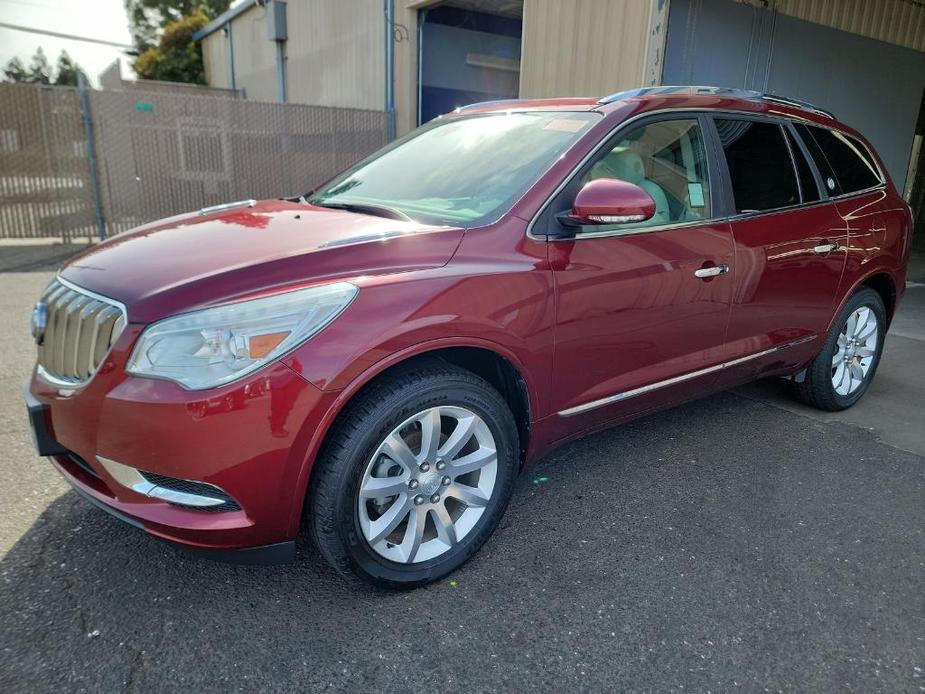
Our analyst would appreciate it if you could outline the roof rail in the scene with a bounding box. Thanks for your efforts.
[597,86,835,119]
[454,98,527,113]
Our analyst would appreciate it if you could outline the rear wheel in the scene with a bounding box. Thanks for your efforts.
[308,362,519,588]
[791,287,886,411]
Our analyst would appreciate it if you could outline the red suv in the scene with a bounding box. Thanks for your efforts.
[25,87,912,587]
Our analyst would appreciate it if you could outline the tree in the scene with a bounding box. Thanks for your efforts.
[53,51,86,87]
[2,48,87,85]
[26,47,51,84]
[133,11,211,83]
[2,57,28,83]
[124,0,230,52]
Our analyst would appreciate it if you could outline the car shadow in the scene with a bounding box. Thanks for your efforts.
[1,390,923,692]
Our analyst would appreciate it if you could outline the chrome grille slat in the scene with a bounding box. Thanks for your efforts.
[37,284,68,368]
[74,300,101,378]
[91,306,120,369]
[36,279,127,387]
[52,290,79,374]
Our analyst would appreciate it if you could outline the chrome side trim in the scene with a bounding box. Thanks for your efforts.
[96,456,227,507]
[557,335,817,417]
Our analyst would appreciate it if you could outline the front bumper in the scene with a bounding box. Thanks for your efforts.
[26,359,337,562]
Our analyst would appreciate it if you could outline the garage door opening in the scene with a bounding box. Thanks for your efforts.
[417,1,523,125]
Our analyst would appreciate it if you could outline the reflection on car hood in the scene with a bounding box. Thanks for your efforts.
[59,199,464,322]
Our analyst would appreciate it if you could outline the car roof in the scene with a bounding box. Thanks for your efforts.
[453,86,841,129]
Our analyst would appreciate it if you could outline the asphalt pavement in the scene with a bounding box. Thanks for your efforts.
[1,264,923,693]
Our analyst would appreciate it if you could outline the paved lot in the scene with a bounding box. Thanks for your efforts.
[1,264,923,693]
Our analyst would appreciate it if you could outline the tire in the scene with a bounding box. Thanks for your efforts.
[791,287,886,411]
[307,361,520,589]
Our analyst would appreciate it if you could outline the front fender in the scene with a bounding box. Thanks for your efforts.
[282,265,556,412]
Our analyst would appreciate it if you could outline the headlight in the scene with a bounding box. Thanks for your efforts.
[126,282,358,389]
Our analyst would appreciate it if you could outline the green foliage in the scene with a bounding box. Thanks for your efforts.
[2,57,27,83]
[133,11,210,84]
[2,48,85,85]
[26,47,51,84]
[54,51,86,87]
[124,0,231,51]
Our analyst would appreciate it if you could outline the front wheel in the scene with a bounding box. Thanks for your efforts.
[308,362,520,588]
[791,287,886,411]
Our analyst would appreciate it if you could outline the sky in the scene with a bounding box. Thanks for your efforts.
[0,0,134,84]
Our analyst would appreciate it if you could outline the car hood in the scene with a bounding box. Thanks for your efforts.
[59,199,464,322]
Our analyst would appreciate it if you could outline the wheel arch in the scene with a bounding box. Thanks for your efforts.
[859,272,896,324]
[828,268,898,334]
[287,339,537,535]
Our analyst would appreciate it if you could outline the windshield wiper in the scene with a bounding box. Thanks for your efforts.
[310,200,414,222]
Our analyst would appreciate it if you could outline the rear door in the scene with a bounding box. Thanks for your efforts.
[715,116,848,381]
[794,123,893,298]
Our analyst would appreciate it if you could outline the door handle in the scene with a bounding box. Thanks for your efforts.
[694,264,730,279]
[813,242,839,254]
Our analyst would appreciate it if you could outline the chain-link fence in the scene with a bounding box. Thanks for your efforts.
[0,82,390,241]
[0,84,96,241]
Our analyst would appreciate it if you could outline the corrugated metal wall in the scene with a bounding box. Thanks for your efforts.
[201,0,385,110]
[286,0,385,110]
[519,0,655,97]
[744,0,925,52]
[665,0,925,189]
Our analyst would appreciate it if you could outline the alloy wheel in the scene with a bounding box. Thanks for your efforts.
[357,406,498,564]
[831,305,879,396]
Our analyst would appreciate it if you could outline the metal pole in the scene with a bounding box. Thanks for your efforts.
[385,0,395,140]
[77,72,106,242]
[417,8,426,127]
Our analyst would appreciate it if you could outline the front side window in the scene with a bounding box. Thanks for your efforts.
[309,111,599,226]
[798,125,881,195]
[715,119,799,213]
[583,118,712,228]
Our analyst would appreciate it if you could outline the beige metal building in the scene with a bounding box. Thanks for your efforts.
[195,0,925,228]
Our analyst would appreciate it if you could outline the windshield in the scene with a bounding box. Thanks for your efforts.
[309,111,600,226]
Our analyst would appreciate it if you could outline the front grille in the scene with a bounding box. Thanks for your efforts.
[37,279,126,386]
[139,471,242,513]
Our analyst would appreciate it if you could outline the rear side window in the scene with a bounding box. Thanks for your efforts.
[795,124,882,195]
[715,119,799,213]
[785,127,821,203]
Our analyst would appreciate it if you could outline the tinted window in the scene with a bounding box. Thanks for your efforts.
[794,123,840,194]
[785,127,820,203]
[715,119,799,213]
[583,118,711,227]
[801,125,881,194]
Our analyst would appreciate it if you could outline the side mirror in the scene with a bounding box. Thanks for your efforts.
[568,178,655,226]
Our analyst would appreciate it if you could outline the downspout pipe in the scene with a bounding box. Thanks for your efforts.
[385,0,395,139]
[226,21,236,91]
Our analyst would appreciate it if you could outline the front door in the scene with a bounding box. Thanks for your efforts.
[543,115,736,436]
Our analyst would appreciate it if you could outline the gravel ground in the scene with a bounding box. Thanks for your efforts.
[1,270,923,693]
